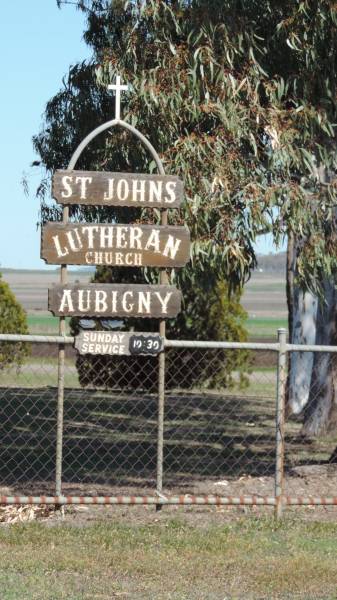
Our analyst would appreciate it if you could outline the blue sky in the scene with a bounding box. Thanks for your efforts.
[0,1,282,270]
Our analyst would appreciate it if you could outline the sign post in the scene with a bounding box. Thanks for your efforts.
[47,75,189,501]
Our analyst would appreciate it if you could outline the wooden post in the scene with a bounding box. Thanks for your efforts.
[275,328,287,519]
[157,207,168,508]
[55,206,68,500]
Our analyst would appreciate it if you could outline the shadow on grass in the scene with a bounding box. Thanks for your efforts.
[0,385,281,494]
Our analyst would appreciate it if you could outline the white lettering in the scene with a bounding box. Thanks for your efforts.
[78,290,91,312]
[95,252,103,265]
[104,252,114,265]
[125,252,134,265]
[149,180,163,203]
[66,228,83,252]
[129,226,142,250]
[132,179,146,202]
[116,226,128,249]
[162,235,181,260]
[145,229,161,253]
[165,181,177,204]
[100,226,114,248]
[59,289,74,313]
[111,291,118,313]
[138,292,151,314]
[75,176,92,200]
[116,179,129,201]
[104,178,115,201]
[154,292,172,314]
[122,291,134,313]
[61,176,73,199]
[52,235,69,259]
[95,290,108,313]
[82,226,100,248]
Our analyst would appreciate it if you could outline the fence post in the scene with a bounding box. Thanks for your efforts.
[156,208,168,510]
[275,328,287,518]
[55,336,65,497]
[55,202,69,501]
[157,339,165,502]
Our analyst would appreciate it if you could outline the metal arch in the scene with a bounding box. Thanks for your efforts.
[67,118,165,175]
[62,116,168,500]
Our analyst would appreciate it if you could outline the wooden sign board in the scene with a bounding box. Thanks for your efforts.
[52,170,183,208]
[48,284,181,318]
[41,223,190,267]
[75,331,163,356]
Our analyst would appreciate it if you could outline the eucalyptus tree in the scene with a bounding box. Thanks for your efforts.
[35,1,337,422]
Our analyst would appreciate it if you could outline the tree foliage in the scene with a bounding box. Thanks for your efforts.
[0,274,29,370]
[36,0,337,296]
[33,1,337,395]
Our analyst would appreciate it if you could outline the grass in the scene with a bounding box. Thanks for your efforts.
[246,317,288,339]
[27,315,71,335]
[0,360,79,388]
[0,517,336,599]
[1,360,276,395]
[26,314,288,340]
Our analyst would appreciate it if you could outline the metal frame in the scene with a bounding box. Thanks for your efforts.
[55,117,168,499]
[0,334,279,350]
[2,330,337,516]
[1,495,337,506]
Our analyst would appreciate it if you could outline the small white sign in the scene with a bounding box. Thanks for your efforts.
[75,330,163,356]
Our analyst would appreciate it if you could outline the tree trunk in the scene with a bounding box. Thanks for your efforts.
[286,234,318,415]
[286,167,337,437]
[302,279,337,436]
[287,255,337,435]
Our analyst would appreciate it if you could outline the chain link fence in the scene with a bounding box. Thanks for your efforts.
[285,349,337,501]
[0,333,337,514]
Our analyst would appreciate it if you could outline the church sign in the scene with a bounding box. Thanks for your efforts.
[41,223,190,267]
[48,284,182,318]
[52,170,184,208]
[75,330,163,356]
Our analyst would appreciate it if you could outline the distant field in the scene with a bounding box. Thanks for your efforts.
[2,268,287,340]
[26,314,288,340]
[27,314,70,335]
[246,317,288,339]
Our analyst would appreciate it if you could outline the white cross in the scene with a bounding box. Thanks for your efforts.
[108,75,129,121]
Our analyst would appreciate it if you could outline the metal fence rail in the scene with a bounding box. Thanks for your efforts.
[1,330,337,516]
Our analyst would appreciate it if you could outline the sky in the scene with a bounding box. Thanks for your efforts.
[0,1,283,270]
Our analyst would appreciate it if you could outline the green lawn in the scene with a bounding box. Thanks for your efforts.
[27,315,71,335]
[0,517,336,599]
[246,318,288,339]
[26,314,287,340]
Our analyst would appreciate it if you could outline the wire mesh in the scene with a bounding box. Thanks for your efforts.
[0,343,57,493]
[285,350,337,499]
[162,348,276,497]
[0,339,278,499]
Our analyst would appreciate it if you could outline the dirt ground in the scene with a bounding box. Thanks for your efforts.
[1,462,337,527]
